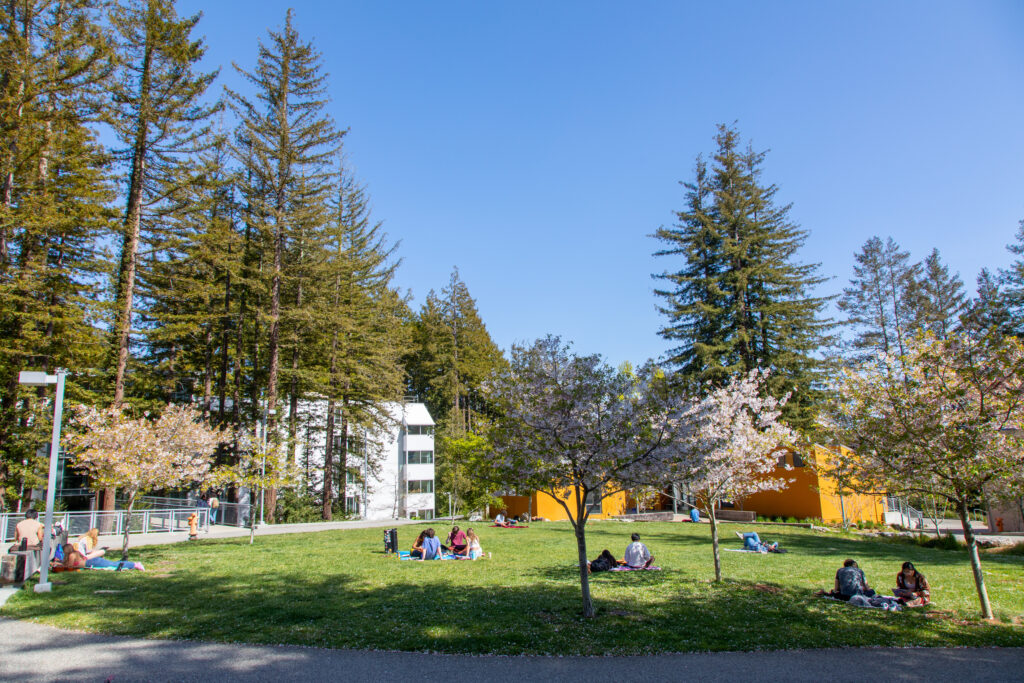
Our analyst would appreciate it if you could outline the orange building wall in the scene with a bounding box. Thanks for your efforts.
[492,489,629,521]
[737,445,886,523]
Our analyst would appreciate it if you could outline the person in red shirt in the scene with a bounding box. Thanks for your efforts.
[445,525,468,554]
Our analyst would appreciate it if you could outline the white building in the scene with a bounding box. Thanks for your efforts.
[290,400,436,521]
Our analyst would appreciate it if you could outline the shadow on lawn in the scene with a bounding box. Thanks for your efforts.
[8,554,1024,655]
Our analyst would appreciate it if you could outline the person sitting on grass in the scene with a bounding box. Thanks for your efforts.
[894,561,931,606]
[420,528,441,561]
[409,530,428,559]
[445,525,468,554]
[76,529,108,560]
[624,533,654,568]
[833,559,875,600]
[458,528,484,559]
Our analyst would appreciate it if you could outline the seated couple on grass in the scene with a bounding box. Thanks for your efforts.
[735,531,786,553]
[410,527,484,560]
[825,559,930,608]
[588,533,655,573]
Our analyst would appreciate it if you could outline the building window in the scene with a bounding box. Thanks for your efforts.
[405,450,434,465]
[406,425,434,436]
[585,488,602,514]
[407,479,434,494]
[792,452,805,468]
[409,508,435,520]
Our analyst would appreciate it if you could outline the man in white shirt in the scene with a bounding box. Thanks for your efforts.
[624,532,653,568]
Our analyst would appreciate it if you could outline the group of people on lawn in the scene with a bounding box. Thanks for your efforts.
[588,533,656,572]
[409,525,484,560]
[9,510,144,572]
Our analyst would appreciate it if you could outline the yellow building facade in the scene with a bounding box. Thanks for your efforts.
[738,444,885,524]
[493,488,630,521]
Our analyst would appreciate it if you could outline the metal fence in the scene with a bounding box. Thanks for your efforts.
[135,496,252,528]
[2,508,209,545]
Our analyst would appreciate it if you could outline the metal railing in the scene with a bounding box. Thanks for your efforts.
[2,508,208,545]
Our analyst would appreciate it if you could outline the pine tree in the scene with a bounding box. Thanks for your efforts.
[963,268,1013,338]
[315,157,406,520]
[0,0,114,510]
[107,0,218,409]
[406,269,505,513]
[838,236,922,362]
[1000,219,1024,334]
[653,125,834,430]
[227,9,344,521]
[912,248,965,339]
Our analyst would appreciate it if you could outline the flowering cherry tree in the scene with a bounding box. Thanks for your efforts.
[488,336,680,618]
[827,331,1024,618]
[67,404,226,558]
[667,370,796,582]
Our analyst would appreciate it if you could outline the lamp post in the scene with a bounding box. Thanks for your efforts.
[18,369,67,593]
[259,407,274,527]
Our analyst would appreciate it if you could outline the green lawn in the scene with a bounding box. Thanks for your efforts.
[3,521,1023,654]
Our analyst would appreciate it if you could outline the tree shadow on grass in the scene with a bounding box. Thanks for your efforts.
[7,554,1024,656]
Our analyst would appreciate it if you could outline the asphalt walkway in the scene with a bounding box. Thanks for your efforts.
[1,618,1021,682]
[95,517,423,548]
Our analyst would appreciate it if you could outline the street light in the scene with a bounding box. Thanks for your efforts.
[259,407,275,527]
[18,369,67,594]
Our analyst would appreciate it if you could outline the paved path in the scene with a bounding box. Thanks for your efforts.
[0,618,1021,682]
[95,517,422,549]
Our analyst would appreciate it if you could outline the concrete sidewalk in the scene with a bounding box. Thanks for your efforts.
[95,517,422,549]
[1,618,1021,682]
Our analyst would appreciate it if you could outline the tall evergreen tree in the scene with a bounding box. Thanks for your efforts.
[1000,219,1024,334]
[912,248,965,339]
[653,125,834,430]
[315,156,405,519]
[838,236,921,362]
[0,0,114,510]
[406,269,505,513]
[227,9,344,521]
[107,0,218,409]
[963,268,1013,339]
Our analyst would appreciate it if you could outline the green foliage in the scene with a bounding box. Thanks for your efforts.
[652,124,835,431]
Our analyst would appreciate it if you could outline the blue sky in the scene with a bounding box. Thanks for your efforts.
[179,1,1024,367]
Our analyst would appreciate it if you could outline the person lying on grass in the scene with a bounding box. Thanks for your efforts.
[61,544,144,571]
[624,533,654,568]
[735,531,784,553]
[832,558,875,600]
[894,561,931,606]
[445,525,468,554]
[588,549,624,573]
[420,528,441,561]
[409,530,428,559]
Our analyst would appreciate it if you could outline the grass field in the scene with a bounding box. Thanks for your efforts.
[3,521,1023,654]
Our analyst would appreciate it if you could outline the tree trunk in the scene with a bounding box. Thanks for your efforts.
[708,499,722,582]
[957,498,993,619]
[573,521,594,618]
[249,490,256,545]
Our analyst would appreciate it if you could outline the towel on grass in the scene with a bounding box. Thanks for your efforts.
[608,565,661,572]
[397,551,460,561]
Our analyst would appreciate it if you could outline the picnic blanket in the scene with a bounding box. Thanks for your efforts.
[397,551,461,561]
[609,565,661,572]
[724,547,787,554]
[490,524,528,529]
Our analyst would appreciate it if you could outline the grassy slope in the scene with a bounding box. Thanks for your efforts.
[3,521,1022,655]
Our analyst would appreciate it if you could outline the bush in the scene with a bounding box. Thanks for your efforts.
[275,489,325,524]
[909,534,965,551]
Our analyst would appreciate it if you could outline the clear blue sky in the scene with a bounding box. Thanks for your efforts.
[180,0,1024,367]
